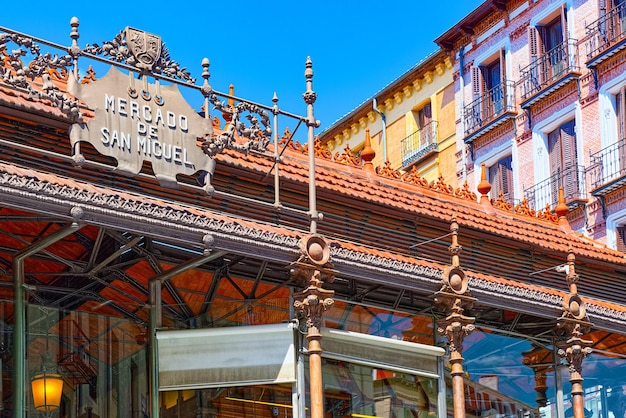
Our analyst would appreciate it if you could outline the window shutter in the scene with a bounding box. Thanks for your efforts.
[561,120,577,168]
[471,66,485,126]
[499,48,507,85]
[548,128,562,205]
[618,87,626,140]
[548,129,562,176]
[617,225,626,252]
[528,26,539,61]
[561,121,578,200]
[421,103,432,126]
[489,163,502,199]
[472,66,485,99]
[560,5,568,39]
[489,156,513,202]
[501,156,513,199]
[528,26,545,86]
[499,48,508,111]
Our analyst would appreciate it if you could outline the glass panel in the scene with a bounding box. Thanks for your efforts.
[316,358,438,418]
[26,305,148,418]
[160,385,295,418]
[206,280,291,327]
[453,328,549,418]
[0,302,13,415]
[323,301,435,346]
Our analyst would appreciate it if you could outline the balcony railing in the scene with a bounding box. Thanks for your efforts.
[463,80,516,138]
[519,39,580,103]
[584,2,626,64]
[401,120,439,168]
[523,165,587,211]
[588,137,626,194]
[401,120,438,168]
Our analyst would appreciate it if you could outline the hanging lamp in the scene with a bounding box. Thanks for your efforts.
[31,351,64,415]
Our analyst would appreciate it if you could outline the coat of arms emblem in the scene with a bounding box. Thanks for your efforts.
[126,27,162,70]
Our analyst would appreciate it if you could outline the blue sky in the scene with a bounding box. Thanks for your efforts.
[3,1,483,134]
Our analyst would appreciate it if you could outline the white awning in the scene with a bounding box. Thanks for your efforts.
[156,323,297,391]
[320,328,445,378]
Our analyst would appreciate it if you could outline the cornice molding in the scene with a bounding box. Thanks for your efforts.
[0,169,301,258]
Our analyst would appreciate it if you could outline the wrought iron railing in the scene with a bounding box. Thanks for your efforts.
[519,39,580,101]
[588,137,626,190]
[584,2,626,61]
[463,80,516,137]
[401,120,438,168]
[523,165,587,210]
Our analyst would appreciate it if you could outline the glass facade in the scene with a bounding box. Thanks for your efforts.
[0,294,621,417]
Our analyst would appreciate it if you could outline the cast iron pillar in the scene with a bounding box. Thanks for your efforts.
[556,248,593,418]
[292,235,335,418]
[434,216,475,418]
[522,343,552,408]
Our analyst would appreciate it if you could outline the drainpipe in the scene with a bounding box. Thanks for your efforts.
[458,46,467,182]
[148,235,226,418]
[372,98,387,162]
[13,207,83,418]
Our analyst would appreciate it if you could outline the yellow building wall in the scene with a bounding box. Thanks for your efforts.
[320,54,456,185]
[436,83,458,188]
[384,115,407,169]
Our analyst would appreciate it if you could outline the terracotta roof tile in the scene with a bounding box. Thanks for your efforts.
[215,147,626,266]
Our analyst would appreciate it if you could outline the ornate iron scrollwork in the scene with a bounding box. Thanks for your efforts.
[0,32,82,121]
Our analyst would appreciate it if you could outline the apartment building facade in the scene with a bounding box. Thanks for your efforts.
[436,0,626,252]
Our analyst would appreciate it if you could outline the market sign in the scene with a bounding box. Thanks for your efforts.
[69,66,215,192]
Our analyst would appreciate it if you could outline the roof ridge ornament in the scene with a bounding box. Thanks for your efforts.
[0,25,82,121]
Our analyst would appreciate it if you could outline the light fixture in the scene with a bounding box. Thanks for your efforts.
[31,351,64,415]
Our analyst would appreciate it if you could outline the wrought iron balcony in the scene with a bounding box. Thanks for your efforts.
[584,3,626,67]
[401,120,438,168]
[463,80,516,143]
[588,137,626,196]
[523,165,587,211]
[519,39,580,108]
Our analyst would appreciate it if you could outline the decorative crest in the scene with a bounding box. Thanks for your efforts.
[83,27,194,83]
[126,28,162,70]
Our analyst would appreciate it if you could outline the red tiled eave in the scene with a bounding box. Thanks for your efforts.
[216,147,626,267]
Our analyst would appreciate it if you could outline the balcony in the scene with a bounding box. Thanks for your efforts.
[463,80,516,144]
[401,120,438,168]
[523,165,587,211]
[584,3,626,68]
[519,39,581,108]
[588,137,626,196]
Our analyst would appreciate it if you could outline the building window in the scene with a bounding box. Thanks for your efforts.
[402,102,438,168]
[527,6,568,89]
[548,120,579,202]
[529,9,566,59]
[617,225,626,252]
[489,155,513,202]
[464,47,513,138]
[416,102,432,130]
[605,208,626,250]
[471,48,507,121]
